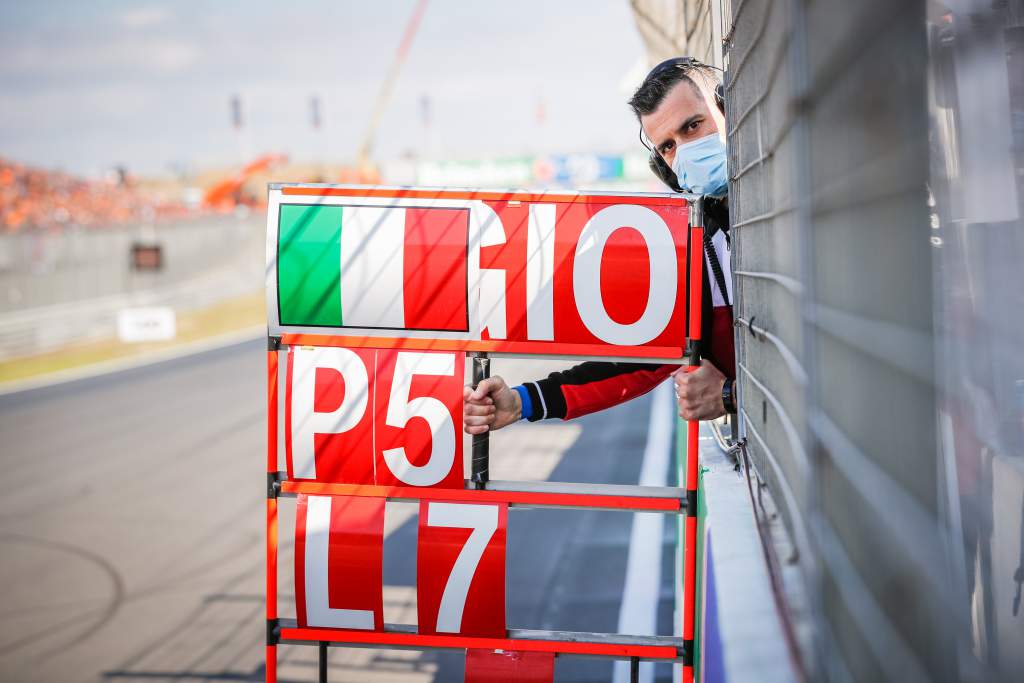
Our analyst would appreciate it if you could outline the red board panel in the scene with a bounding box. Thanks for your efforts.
[285,346,466,488]
[417,500,507,638]
[270,187,691,359]
[294,494,384,631]
[476,199,688,349]
[374,349,465,489]
[550,202,688,347]
[465,649,555,683]
[286,346,376,484]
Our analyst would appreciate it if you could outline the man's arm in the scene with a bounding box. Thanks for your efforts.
[465,360,731,434]
[521,361,678,421]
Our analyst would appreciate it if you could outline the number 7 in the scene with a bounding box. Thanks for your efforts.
[417,501,507,637]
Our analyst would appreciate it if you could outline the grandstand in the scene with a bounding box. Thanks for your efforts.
[0,157,197,232]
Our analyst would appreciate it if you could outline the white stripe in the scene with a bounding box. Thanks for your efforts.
[613,381,674,683]
[705,230,733,307]
[339,206,406,328]
[525,203,556,340]
[530,381,548,419]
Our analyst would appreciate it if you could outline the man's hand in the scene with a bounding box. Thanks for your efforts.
[463,376,522,435]
[673,360,726,421]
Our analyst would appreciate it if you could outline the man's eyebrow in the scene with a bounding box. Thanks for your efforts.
[657,115,703,151]
[675,114,702,134]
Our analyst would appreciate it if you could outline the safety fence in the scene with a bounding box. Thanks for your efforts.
[0,215,263,358]
[262,185,710,682]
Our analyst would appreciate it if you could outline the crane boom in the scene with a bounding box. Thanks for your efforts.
[356,0,429,167]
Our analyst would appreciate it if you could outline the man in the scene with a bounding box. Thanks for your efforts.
[463,57,735,435]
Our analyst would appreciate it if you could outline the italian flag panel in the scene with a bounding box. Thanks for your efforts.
[278,204,469,331]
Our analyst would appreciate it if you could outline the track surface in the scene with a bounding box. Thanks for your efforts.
[0,339,676,682]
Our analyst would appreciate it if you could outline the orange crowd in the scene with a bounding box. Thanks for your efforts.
[0,157,191,232]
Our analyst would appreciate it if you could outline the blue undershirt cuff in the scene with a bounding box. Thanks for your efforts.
[513,384,533,421]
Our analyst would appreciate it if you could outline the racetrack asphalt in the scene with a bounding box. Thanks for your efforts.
[0,338,677,682]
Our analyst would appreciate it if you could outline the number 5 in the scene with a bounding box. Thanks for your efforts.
[417,501,507,636]
[380,351,458,487]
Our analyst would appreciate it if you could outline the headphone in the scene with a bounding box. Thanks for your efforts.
[637,57,725,192]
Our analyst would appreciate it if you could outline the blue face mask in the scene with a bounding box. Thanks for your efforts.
[670,133,728,196]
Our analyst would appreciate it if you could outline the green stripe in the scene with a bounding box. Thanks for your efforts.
[277,204,343,326]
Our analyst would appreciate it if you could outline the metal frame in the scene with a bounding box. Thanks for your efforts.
[681,197,704,683]
[274,620,682,661]
[264,195,708,683]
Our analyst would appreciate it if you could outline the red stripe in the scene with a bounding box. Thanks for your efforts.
[279,481,681,512]
[598,226,652,326]
[327,496,385,629]
[267,350,278,473]
[403,208,468,331]
[562,365,678,420]
[266,352,278,683]
[687,226,704,339]
[265,644,276,683]
[284,349,294,478]
[294,494,309,627]
[267,498,277,620]
[279,627,680,659]
[281,186,689,207]
[278,334,685,360]
[710,305,735,380]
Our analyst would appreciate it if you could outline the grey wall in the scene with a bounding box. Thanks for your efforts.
[0,214,263,312]
[725,1,955,680]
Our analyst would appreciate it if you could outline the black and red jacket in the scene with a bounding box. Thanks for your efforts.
[518,198,734,422]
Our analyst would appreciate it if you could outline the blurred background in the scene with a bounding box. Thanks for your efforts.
[0,0,665,376]
[2,1,1023,683]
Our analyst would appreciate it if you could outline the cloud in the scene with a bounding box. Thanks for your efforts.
[117,5,171,30]
[146,39,201,73]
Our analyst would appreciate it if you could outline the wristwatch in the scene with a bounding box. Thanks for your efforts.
[722,378,736,414]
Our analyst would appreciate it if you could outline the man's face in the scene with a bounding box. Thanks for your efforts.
[640,79,722,169]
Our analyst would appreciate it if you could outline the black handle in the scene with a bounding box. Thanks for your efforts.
[470,354,490,489]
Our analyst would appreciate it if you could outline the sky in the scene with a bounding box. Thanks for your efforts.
[0,0,649,176]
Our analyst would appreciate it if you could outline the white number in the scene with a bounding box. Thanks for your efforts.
[427,502,499,633]
[382,352,457,486]
[573,204,677,345]
[292,347,369,479]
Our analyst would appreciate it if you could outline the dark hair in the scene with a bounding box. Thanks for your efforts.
[628,57,719,119]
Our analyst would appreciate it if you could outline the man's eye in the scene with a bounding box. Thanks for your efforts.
[686,121,700,132]
[661,142,674,154]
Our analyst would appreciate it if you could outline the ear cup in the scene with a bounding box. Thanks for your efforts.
[649,152,682,192]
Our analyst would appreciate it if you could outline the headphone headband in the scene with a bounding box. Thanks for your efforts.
[645,56,703,81]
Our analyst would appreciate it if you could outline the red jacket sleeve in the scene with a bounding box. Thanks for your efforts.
[520,362,680,421]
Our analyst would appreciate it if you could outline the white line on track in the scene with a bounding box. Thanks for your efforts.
[0,325,265,397]
[613,379,675,683]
